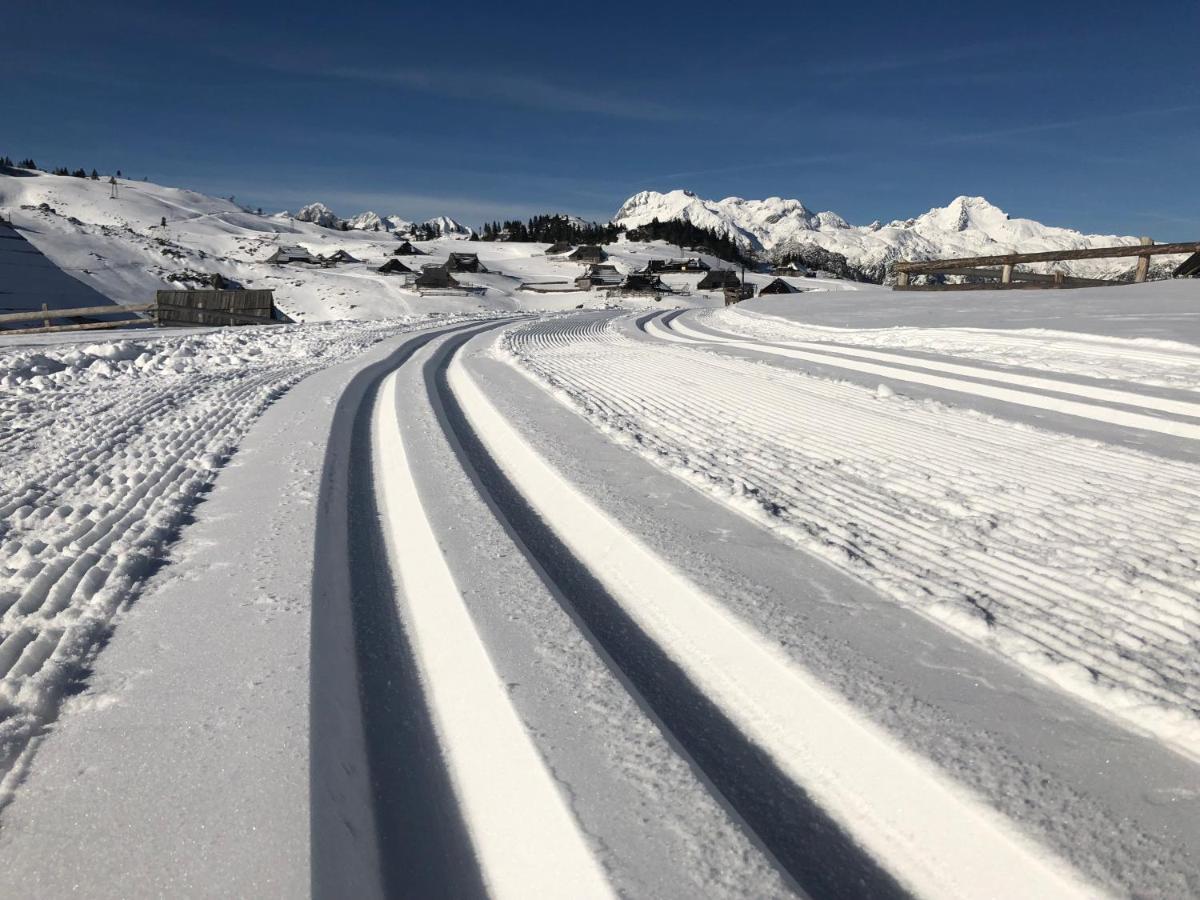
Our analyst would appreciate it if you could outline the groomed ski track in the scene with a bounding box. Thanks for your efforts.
[1,311,1197,897]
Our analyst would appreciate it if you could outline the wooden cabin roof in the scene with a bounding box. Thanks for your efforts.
[759,277,801,295]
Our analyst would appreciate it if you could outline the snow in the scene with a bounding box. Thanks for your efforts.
[503,312,1200,759]
[452,354,1101,900]
[0,171,762,326]
[614,189,1183,279]
[2,167,1198,896]
[713,282,1200,391]
[0,315,487,809]
[373,366,614,899]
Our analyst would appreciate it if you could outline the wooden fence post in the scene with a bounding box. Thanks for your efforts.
[41,303,50,328]
[1134,236,1153,283]
[1000,264,1014,285]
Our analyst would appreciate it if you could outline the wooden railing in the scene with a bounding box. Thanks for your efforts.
[893,239,1200,291]
[1,297,279,336]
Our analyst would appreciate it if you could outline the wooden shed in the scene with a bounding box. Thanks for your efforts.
[759,277,802,295]
[645,257,710,274]
[414,266,460,289]
[545,241,575,256]
[264,246,317,265]
[618,273,669,295]
[445,252,488,273]
[155,289,276,326]
[394,240,423,256]
[568,245,608,263]
[377,258,413,275]
[574,263,623,289]
[697,269,742,290]
[772,261,812,277]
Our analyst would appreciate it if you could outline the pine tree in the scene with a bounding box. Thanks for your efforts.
[90,169,99,180]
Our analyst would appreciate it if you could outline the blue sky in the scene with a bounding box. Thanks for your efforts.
[7,0,1198,237]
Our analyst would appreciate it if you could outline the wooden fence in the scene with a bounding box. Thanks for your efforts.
[893,239,1200,291]
[0,290,278,336]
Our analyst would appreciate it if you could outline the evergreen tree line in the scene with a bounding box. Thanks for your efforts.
[477,213,746,264]
[479,214,622,245]
[1,155,129,180]
[625,217,753,265]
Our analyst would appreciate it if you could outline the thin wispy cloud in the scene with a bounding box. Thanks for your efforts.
[273,60,697,122]
[932,103,1200,145]
[646,152,860,181]
[809,37,1051,78]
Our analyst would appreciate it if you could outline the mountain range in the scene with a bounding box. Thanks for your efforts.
[613,190,1153,281]
[284,202,474,239]
[283,190,1162,281]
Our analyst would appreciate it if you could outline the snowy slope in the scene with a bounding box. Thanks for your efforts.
[0,171,751,324]
[615,190,1176,281]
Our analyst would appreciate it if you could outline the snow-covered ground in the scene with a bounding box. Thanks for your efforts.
[0,316,487,811]
[1,167,1198,897]
[0,170,768,324]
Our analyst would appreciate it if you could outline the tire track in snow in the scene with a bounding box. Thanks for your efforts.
[504,314,1200,757]
[444,345,1102,900]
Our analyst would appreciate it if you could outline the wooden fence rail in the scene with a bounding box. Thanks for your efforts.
[893,238,1200,290]
[0,303,154,325]
[1,291,279,336]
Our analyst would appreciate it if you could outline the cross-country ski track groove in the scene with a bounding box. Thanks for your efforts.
[505,312,1200,759]
[336,321,1110,899]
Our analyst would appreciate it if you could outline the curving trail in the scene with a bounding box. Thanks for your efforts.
[2,310,1198,898]
[505,311,1200,757]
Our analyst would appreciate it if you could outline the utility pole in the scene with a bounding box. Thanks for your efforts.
[109,176,118,200]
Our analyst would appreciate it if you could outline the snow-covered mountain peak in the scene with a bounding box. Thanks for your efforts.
[613,188,1147,280]
[917,196,1011,233]
[294,202,341,228]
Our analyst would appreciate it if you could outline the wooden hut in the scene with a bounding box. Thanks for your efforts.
[414,266,460,289]
[568,245,608,264]
[393,240,423,256]
[323,249,360,264]
[645,257,710,274]
[264,245,317,265]
[618,273,669,296]
[574,263,623,289]
[445,252,488,273]
[1175,251,1200,278]
[772,261,812,277]
[545,241,575,256]
[377,258,413,275]
[759,277,801,295]
[155,289,276,326]
[697,269,742,290]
